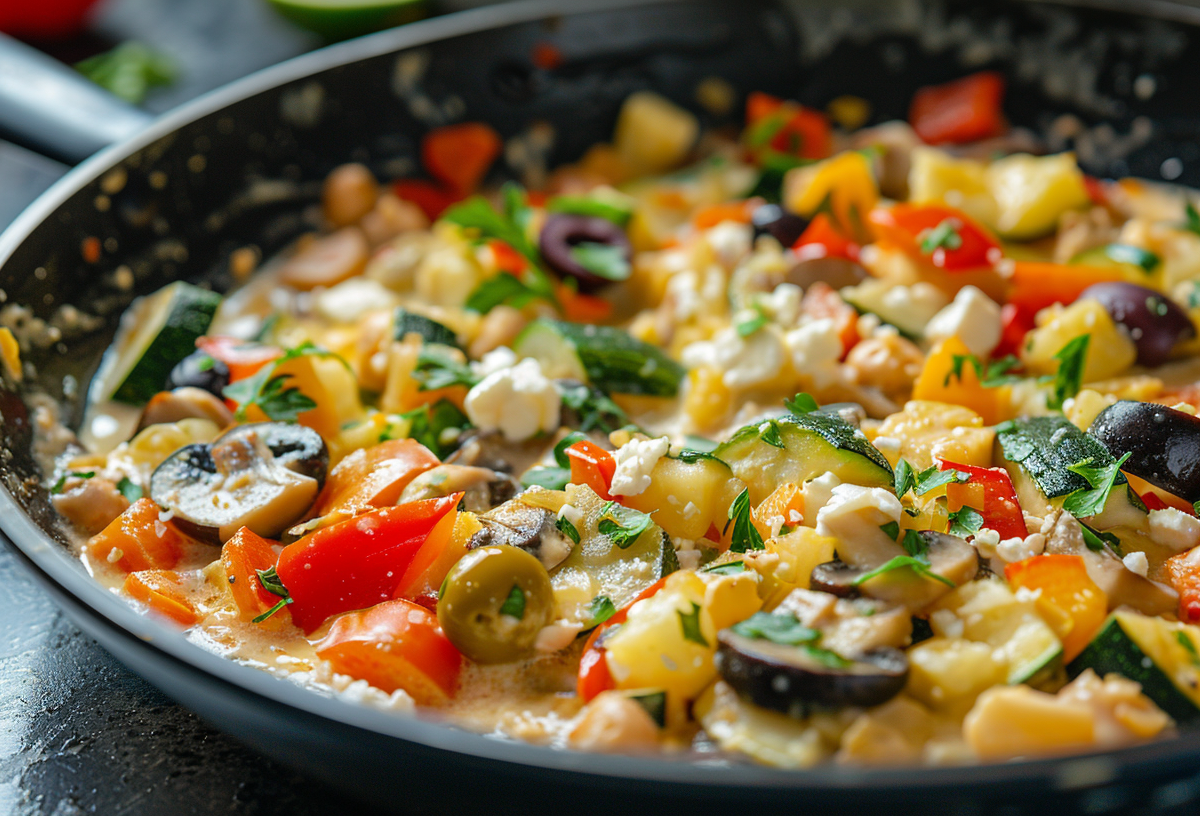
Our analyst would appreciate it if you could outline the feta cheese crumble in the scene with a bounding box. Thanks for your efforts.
[464,358,560,442]
[924,285,1003,359]
[609,436,671,497]
[1148,507,1200,553]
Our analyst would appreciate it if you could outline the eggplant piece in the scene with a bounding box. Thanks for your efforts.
[751,204,808,247]
[1091,400,1200,503]
[467,499,575,570]
[150,422,328,543]
[716,630,907,719]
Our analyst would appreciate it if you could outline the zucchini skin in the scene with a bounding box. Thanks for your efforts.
[527,319,686,397]
[394,308,460,348]
[996,416,1125,499]
[1067,615,1200,724]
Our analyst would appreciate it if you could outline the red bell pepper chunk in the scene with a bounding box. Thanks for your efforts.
[909,71,1007,145]
[392,179,462,221]
[276,495,461,633]
[745,92,832,162]
[867,204,1001,271]
[993,303,1035,360]
[1006,261,1124,324]
[566,440,617,501]
[196,336,282,383]
[421,122,503,195]
[488,239,528,276]
[793,213,861,263]
[939,460,1027,541]
[577,577,668,702]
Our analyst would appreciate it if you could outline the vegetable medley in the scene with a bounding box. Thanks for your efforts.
[39,71,1200,767]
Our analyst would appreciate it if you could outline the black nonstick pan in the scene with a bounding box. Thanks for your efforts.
[4,1,1200,813]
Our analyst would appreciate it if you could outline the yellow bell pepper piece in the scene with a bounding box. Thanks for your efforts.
[912,337,1012,426]
[783,151,878,240]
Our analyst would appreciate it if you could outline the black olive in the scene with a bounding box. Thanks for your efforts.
[751,204,808,247]
[150,422,328,543]
[1079,282,1195,367]
[165,350,230,397]
[538,213,632,292]
[716,631,908,718]
[1090,401,1200,502]
[785,257,870,290]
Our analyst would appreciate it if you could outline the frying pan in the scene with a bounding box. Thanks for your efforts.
[3,0,1200,812]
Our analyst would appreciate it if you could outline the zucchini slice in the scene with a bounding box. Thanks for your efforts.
[1068,610,1200,724]
[996,416,1127,499]
[393,307,460,348]
[99,281,222,405]
[550,484,679,626]
[514,319,686,397]
[714,412,893,504]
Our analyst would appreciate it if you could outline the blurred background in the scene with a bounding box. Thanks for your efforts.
[0,3,499,816]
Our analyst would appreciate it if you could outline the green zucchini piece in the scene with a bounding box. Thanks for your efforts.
[996,416,1127,499]
[714,412,892,503]
[393,307,459,348]
[1068,611,1200,724]
[514,319,685,397]
[624,689,667,727]
[550,484,679,626]
[100,281,222,405]
[1071,244,1160,274]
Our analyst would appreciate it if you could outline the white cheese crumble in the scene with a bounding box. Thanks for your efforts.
[314,278,398,324]
[879,282,949,330]
[557,503,584,526]
[923,285,1003,359]
[784,318,842,388]
[1122,551,1150,577]
[930,608,964,639]
[705,222,754,268]
[609,436,671,497]
[681,326,785,389]
[758,283,803,326]
[471,345,518,377]
[801,472,842,528]
[972,527,1001,558]
[815,484,903,568]
[1148,508,1200,553]
[995,533,1046,563]
[464,358,560,442]
[535,621,585,653]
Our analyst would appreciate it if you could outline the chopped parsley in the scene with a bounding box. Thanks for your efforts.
[893,458,968,498]
[784,392,820,416]
[804,645,852,669]
[880,521,901,541]
[900,529,928,557]
[556,515,581,546]
[400,399,471,459]
[948,506,985,538]
[553,432,590,468]
[893,459,916,498]
[919,218,963,254]
[465,272,545,313]
[560,383,628,434]
[546,195,633,227]
[1177,631,1200,667]
[759,421,785,449]
[50,471,95,494]
[116,477,143,503]
[677,601,709,647]
[223,342,344,422]
[945,354,1024,389]
[252,566,293,623]
[851,556,956,588]
[724,488,766,553]
[522,467,570,491]
[499,585,527,619]
[1063,452,1132,519]
[734,305,770,338]
[412,345,479,391]
[598,502,654,549]
[702,560,747,576]
[585,596,617,628]
[1080,523,1122,554]
[1045,334,1090,410]
[1185,202,1200,238]
[730,611,819,646]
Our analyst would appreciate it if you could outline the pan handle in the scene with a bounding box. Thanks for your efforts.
[0,33,154,166]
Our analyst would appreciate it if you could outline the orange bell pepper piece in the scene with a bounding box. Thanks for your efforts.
[1007,261,1123,322]
[1165,546,1200,624]
[221,527,288,624]
[1005,554,1107,662]
[940,460,1027,541]
[316,438,440,516]
[913,336,1011,426]
[124,570,198,626]
[565,440,617,501]
[752,483,805,539]
[87,498,183,573]
[421,122,502,195]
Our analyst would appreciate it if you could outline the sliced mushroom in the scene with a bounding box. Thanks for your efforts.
[399,463,520,512]
[137,387,235,432]
[1043,510,1177,616]
[774,588,913,656]
[716,629,908,719]
[468,499,575,571]
[812,531,980,612]
[785,257,869,291]
[150,422,328,543]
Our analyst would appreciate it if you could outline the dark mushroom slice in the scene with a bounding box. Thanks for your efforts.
[1079,283,1194,367]
[716,630,907,719]
[468,498,575,571]
[136,387,234,432]
[785,257,870,291]
[817,531,980,611]
[399,464,520,513]
[150,422,328,543]
[1091,400,1200,503]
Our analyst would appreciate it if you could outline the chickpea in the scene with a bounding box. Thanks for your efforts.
[468,305,528,359]
[361,193,429,247]
[845,333,924,400]
[322,163,379,228]
[568,692,661,753]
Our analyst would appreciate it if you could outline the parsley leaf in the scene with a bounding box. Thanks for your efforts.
[702,560,746,576]
[1185,202,1200,238]
[724,488,766,553]
[560,383,628,434]
[919,218,963,254]
[498,585,527,619]
[412,345,479,391]
[784,392,819,416]
[116,477,143,503]
[901,529,928,557]
[944,354,1024,389]
[598,502,654,549]
[547,195,633,227]
[50,471,95,494]
[465,272,544,313]
[252,566,293,623]
[731,611,820,646]
[1063,452,1132,519]
[521,466,570,491]
[556,515,581,546]
[1080,523,1122,554]
[677,601,709,647]
[570,242,631,282]
[1177,631,1200,667]
[401,399,471,459]
[735,305,770,338]
[223,342,343,422]
[948,506,985,538]
[553,431,590,468]
[880,521,901,541]
[585,596,617,628]
[804,645,852,669]
[1046,334,1090,410]
[894,458,916,498]
[915,466,968,496]
[75,41,177,105]
[852,556,956,588]
[1194,500,1200,517]
[759,421,785,449]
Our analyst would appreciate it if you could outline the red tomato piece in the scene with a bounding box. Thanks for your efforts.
[421,122,503,195]
[315,599,462,705]
[566,440,617,501]
[196,336,283,383]
[940,460,1027,541]
[392,179,462,221]
[909,71,1007,145]
[867,204,1001,271]
[276,495,461,633]
[744,92,832,161]
[793,213,860,263]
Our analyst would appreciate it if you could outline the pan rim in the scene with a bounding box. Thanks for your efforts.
[4,0,1200,798]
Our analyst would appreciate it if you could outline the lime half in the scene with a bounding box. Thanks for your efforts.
[265,0,428,41]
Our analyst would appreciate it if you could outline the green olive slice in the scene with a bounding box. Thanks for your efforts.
[437,545,556,664]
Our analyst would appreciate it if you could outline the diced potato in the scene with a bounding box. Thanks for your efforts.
[874,400,995,471]
[906,638,1007,717]
[835,696,935,765]
[907,147,997,227]
[1064,388,1117,430]
[753,527,839,610]
[1021,299,1137,385]
[963,685,1095,760]
[694,681,840,769]
[623,455,743,541]
[614,92,699,177]
[683,366,734,432]
[987,153,1090,241]
[699,569,762,630]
